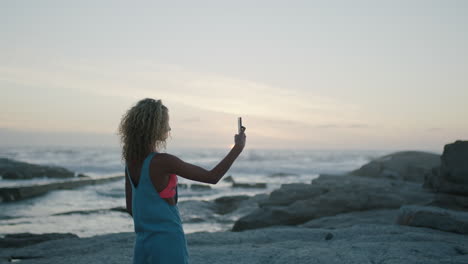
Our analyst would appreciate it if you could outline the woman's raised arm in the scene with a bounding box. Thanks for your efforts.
[157,128,246,184]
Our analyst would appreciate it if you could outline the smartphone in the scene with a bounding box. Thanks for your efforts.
[238,117,242,134]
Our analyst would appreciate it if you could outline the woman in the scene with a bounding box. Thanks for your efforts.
[118,98,246,264]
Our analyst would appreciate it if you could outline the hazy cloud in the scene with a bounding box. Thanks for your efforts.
[427,127,443,132]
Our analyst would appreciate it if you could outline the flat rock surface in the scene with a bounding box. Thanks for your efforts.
[1,224,467,264]
[299,209,400,229]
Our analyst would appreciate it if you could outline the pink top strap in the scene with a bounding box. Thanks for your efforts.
[159,174,178,198]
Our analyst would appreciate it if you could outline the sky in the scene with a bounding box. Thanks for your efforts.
[1,0,467,151]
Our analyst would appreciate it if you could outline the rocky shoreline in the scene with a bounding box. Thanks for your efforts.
[1,223,467,263]
[1,141,468,263]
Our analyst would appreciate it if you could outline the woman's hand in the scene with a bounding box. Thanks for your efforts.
[234,126,246,151]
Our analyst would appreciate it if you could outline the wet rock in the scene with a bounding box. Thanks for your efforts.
[177,183,188,189]
[350,151,440,183]
[0,175,124,202]
[232,182,267,189]
[425,193,468,212]
[397,205,468,234]
[0,158,75,179]
[213,195,250,214]
[226,176,267,189]
[52,206,129,216]
[190,184,212,191]
[222,175,234,183]
[270,172,300,177]
[0,233,78,248]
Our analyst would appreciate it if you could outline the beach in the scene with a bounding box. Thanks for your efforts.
[1,143,468,263]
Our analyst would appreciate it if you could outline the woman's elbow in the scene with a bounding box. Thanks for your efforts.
[209,178,219,185]
[207,172,220,185]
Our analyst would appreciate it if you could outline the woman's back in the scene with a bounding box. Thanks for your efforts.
[126,152,189,264]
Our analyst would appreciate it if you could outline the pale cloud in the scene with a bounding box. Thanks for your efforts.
[427,127,443,132]
[0,60,365,130]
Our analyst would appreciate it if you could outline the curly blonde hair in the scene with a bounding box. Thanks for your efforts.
[118,98,170,163]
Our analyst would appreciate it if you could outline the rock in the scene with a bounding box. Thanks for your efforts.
[231,182,267,189]
[76,174,89,178]
[222,175,234,183]
[214,193,269,226]
[232,174,434,231]
[0,175,124,202]
[397,205,468,234]
[221,175,267,189]
[0,233,78,248]
[2,224,468,264]
[177,183,188,189]
[441,141,468,184]
[258,183,326,207]
[424,141,468,196]
[213,195,250,214]
[350,151,440,183]
[270,172,300,177]
[190,184,212,191]
[52,206,129,216]
[109,206,128,213]
[0,158,75,179]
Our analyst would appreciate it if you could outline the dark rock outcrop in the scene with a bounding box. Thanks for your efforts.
[270,172,300,177]
[424,140,468,196]
[190,184,212,191]
[426,193,468,212]
[0,233,78,248]
[0,175,124,202]
[226,176,267,189]
[0,158,74,179]
[222,175,234,183]
[231,182,267,189]
[349,151,440,183]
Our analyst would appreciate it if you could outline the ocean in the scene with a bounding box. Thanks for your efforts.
[0,146,393,238]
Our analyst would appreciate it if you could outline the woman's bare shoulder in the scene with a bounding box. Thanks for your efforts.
[151,153,181,170]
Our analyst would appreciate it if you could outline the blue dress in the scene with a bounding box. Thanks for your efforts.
[126,152,190,264]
